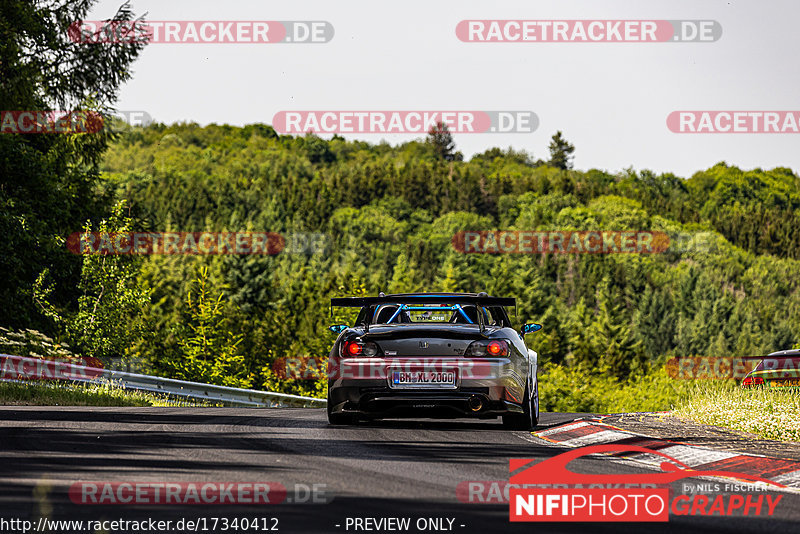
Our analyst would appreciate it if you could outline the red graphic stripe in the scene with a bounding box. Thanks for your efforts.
[605,437,674,453]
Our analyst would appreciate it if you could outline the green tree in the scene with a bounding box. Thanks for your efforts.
[426,122,463,162]
[566,297,595,367]
[547,131,575,170]
[171,267,252,388]
[303,133,336,164]
[588,280,642,377]
[67,201,150,362]
[0,0,147,329]
[632,287,675,359]
[389,254,422,293]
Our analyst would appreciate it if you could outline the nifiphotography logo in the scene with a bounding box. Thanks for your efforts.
[508,445,783,522]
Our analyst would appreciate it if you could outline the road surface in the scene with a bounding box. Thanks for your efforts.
[0,407,796,533]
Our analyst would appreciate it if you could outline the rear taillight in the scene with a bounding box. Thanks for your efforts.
[742,376,764,388]
[465,339,509,357]
[341,340,380,358]
[344,341,362,356]
[487,340,505,356]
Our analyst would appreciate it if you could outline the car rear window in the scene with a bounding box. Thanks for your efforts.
[371,303,491,325]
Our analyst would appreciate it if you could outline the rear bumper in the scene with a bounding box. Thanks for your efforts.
[328,389,524,419]
[327,357,525,418]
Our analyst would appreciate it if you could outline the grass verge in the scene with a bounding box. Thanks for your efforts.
[674,382,800,442]
[539,364,691,413]
[0,379,204,407]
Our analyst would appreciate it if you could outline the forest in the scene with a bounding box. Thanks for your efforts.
[4,118,799,407]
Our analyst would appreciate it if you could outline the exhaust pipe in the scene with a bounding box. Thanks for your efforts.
[468,396,483,412]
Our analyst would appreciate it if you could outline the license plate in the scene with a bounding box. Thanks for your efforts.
[390,371,457,389]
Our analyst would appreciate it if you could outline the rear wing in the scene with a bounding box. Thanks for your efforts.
[330,295,516,307]
[330,294,516,332]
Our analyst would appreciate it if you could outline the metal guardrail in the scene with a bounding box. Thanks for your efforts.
[0,354,326,408]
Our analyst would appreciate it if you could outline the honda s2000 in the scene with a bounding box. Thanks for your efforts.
[326,293,542,429]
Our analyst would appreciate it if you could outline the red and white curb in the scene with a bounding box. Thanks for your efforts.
[533,420,800,491]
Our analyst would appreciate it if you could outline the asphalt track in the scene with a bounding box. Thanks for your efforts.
[0,407,797,533]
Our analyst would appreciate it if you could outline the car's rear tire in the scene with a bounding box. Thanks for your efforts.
[327,396,357,425]
[328,412,357,425]
[502,380,538,430]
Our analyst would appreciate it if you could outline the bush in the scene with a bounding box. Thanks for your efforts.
[539,364,691,414]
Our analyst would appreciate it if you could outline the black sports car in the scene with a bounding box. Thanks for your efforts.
[326,292,542,429]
